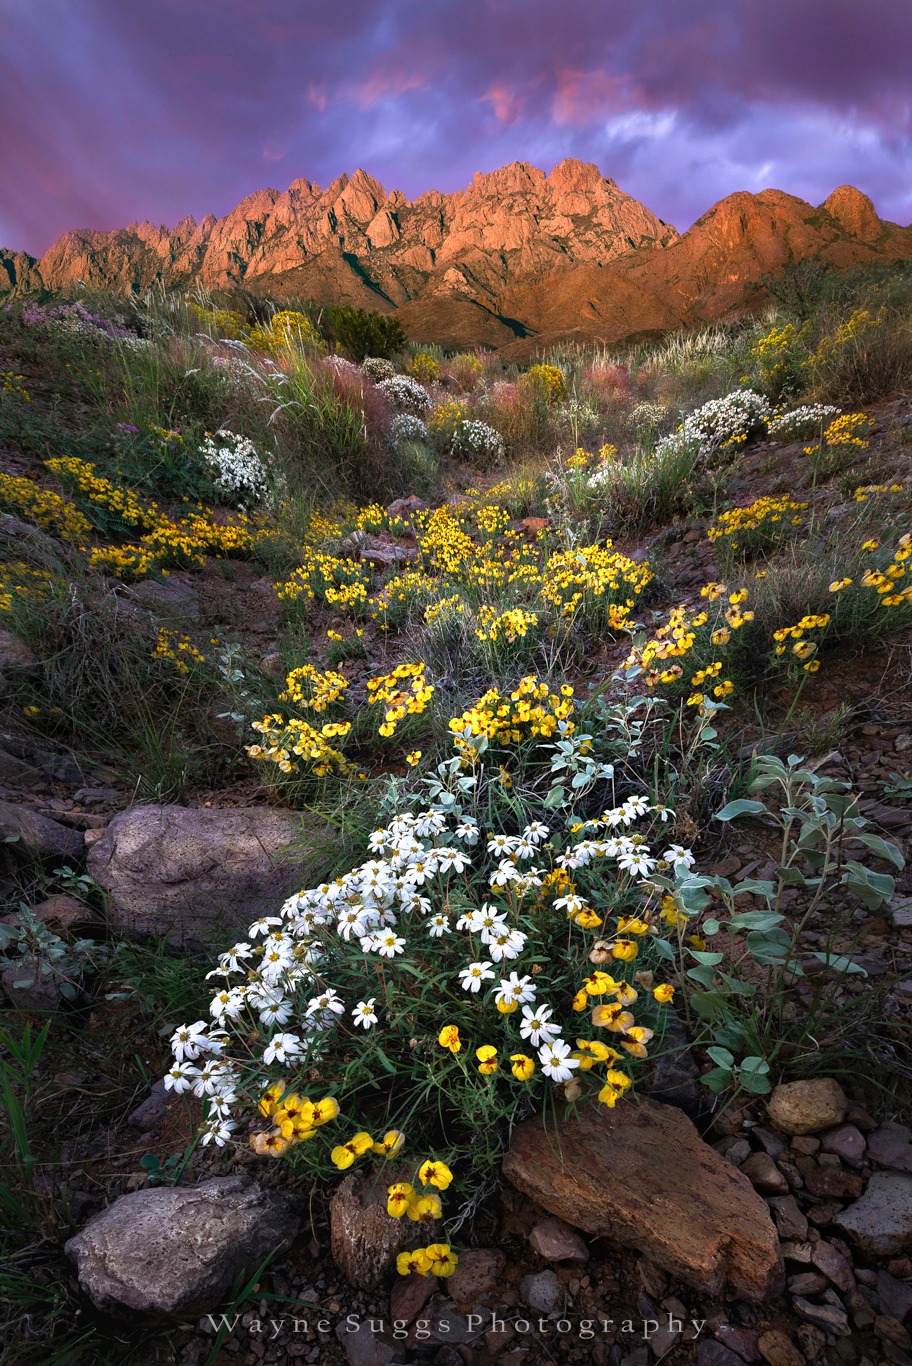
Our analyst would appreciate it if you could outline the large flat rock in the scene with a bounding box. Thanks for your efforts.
[88,803,305,946]
[503,1097,783,1302]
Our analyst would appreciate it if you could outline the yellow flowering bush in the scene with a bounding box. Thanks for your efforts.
[152,628,206,675]
[248,310,324,357]
[519,363,567,404]
[750,322,809,401]
[707,494,808,569]
[406,352,442,384]
[0,472,91,543]
[367,661,434,737]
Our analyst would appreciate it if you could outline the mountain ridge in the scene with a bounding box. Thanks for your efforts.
[4,162,911,356]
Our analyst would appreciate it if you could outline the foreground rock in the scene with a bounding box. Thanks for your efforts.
[87,804,305,946]
[835,1172,912,1255]
[0,800,85,862]
[65,1176,298,1320]
[766,1079,848,1135]
[330,1169,438,1289]
[503,1098,783,1301]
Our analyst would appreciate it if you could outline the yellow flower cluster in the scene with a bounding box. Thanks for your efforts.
[0,472,91,542]
[772,614,831,671]
[86,543,159,580]
[448,675,575,756]
[407,352,442,384]
[805,411,871,457]
[853,482,906,503]
[424,593,466,626]
[252,1085,338,1156]
[367,662,434,737]
[276,552,371,610]
[1,370,31,401]
[808,307,885,367]
[248,309,324,356]
[707,494,808,550]
[539,543,651,624]
[0,560,52,612]
[474,605,539,645]
[189,301,249,341]
[152,628,206,674]
[625,587,754,695]
[520,363,567,403]
[247,714,353,778]
[427,399,469,441]
[281,663,349,712]
[860,532,911,605]
[46,456,158,530]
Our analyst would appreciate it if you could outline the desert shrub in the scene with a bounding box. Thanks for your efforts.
[587,438,701,533]
[808,306,912,404]
[406,352,442,384]
[427,400,469,448]
[376,376,432,417]
[198,429,275,509]
[361,357,397,383]
[326,306,407,362]
[750,322,810,402]
[390,413,429,446]
[450,420,505,468]
[519,363,567,404]
[707,495,809,572]
[768,405,839,441]
[658,389,770,465]
[447,353,486,390]
[248,310,324,358]
[802,411,873,478]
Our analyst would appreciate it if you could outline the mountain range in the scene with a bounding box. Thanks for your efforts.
[4,160,912,358]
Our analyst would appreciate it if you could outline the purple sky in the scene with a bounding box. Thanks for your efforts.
[3,0,911,256]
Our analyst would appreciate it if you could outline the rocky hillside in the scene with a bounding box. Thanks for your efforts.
[5,162,912,355]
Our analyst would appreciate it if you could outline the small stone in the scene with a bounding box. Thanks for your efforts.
[714,1323,760,1361]
[753,1125,789,1158]
[126,1079,171,1133]
[767,1080,848,1135]
[877,1269,912,1323]
[836,1173,912,1255]
[822,1126,867,1168]
[519,1269,562,1313]
[868,1124,912,1174]
[811,1240,855,1294]
[697,1344,746,1366]
[335,1318,398,1366]
[794,1157,863,1200]
[789,1272,829,1294]
[782,1241,814,1263]
[447,1248,506,1305]
[389,1268,433,1324]
[792,1297,851,1335]
[0,800,85,863]
[875,1314,912,1350]
[529,1217,589,1263]
[742,1152,789,1194]
[791,1137,821,1156]
[769,1196,809,1240]
[758,1328,807,1366]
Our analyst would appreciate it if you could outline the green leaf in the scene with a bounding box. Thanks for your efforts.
[729,911,784,931]
[740,1072,772,1094]
[809,951,868,976]
[686,964,716,988]
[739,1056,770,1074]
[856,832,905,870]
[715,799,767,822]
[700,1067,733,1093]
[702,917,721,936]
[650,937,676,962]
[543,785,565,809]
[746,926,791,964]
[690,950,724,965]
[707,1046,735,1068]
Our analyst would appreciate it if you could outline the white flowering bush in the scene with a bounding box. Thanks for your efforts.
[658,388,771,463]
[390,413,429,446]
[451,420,505,467]
[164,687,691,1195]
[627,401,670,439]
[376,376,433,417]
[768,405,840,440]
[198,429,272,508]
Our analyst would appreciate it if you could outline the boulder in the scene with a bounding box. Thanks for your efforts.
[766,1079,848,1135]
[502,1098,783,1302]
[124,577,200,620]
[0,800,85,863]
[65,1176,298,1320]
[87,804,305,946]
[835,1172,912,1255]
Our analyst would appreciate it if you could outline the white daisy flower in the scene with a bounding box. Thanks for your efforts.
[262,1032,302,1066]
[458,961,496,993]
[520,1004,560,1046]
[496,972,536,1006]
[352,999,378,1029]
[665,844,696,872]
[539,1039,578,1083]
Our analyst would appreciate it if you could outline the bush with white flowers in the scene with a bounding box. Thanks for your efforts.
[451,420,505,467]
[390,412,429,446]
[198,429,273,508]
[376,375,433,416]
[768,404,840,440]
[164,689,691,1187]
[657,388,771,464]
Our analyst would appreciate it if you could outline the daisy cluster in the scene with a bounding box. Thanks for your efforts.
[198,429,272,509]
[657,388,770,463]
[164,774,690,1150]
